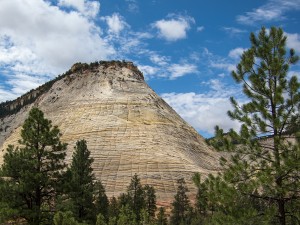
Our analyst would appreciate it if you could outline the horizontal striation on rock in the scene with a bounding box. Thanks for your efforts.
[0,61,220,204]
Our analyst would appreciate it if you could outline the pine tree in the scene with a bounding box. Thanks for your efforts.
[192,173,208,216]
[53,211,84,225]
[156,207,168,225]
[127,174,145,223]
[210,27,300,224]
[66,139,95,224]
[109,196,119,222]
[170,178,191,225]
[0,107,67,225]
[117,205,137,225]
[143,184,157,219]
[96,213,107,225]
[95,181,109,223]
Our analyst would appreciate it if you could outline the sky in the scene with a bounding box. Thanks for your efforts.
[0,0,300,138]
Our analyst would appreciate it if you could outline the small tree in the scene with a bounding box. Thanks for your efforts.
[192,173,208,216]
[127,174,145,222]
[156,207,168,225]
[95,181,109,223]
[109,196,119,222]
[117,205,137,225]
[66,139,95,224]
[170,178,191,225]
[143,184,157,220]
[210,26,300,224]
[53,211,83,225]
[96,213,107,225]
[0,107,67,224]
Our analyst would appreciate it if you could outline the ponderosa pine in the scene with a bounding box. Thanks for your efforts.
[210,26,300,225]
[0,107,67,225]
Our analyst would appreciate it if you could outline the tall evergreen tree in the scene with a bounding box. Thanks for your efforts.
[95,181,109,223]
[0,107,67,225]
[192,173,208,216]
[127,174,145,223]
[117,205,137,225]
[108,196,119,224]
[66,139,95,224]
[156,207,168,225]
[210,27,300,224]
[170,178,191,225]
[143,184,157,219]
[96,213,107,225]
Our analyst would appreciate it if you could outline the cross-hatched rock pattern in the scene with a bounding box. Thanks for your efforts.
[0,61,220,204]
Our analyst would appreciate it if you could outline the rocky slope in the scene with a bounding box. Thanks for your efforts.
[0,61,220,205]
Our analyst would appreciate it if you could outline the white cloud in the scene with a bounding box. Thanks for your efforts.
[7,73,45,95]
[153,15,194,41]
[228,48,246,59]
[149,54,170,66]
[0,88,19,102]
[168,63,198,79]
[197,26,204,32]
[193,47,238,75]
[288,70,300,80]
[285,32,300,53]
[223,27,247,36]
[0,36,36,64]
[102,13,129,35]
[138,65,160,79]
[210,62,236,72]
[161,87,241,136]
[237,0,300,25]
[0,0,115,99]
[125,0,139,13]
[58,0,100,18]
[138,60,198,80]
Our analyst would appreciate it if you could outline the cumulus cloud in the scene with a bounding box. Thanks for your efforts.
[153,15,194,41]
[161,83,242,136]
[285,32,300,53]
[149,54,170,66]
[236,0,300,25]
[288,70,300,80]
[228,48,246,59]
[138,60,198,80]
[197,26,204,32]
[138,65,160,79]
[102,13,129,35]
[0,0,115,100]
[58,0,100,18]
[210,62,236,72]
[136,50,198,80]
[0,88,19,102]
[199,48,238,73]
[168,63,198,79]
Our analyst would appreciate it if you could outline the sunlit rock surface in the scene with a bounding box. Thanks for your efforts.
[0,61,220,205]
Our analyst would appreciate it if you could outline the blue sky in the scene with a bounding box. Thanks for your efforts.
[0,0,300,137]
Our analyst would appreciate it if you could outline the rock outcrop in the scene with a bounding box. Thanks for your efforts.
[0,61,220,205]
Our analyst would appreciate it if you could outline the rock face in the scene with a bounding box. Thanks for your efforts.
[0,61,220,204]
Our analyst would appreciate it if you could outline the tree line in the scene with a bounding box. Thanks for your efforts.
[0,26,300,225]
[0,108,193,225]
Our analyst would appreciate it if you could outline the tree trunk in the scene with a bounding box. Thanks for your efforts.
[278,199,286,225]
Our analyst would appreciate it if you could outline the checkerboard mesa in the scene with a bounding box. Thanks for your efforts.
[0,60,220,205]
